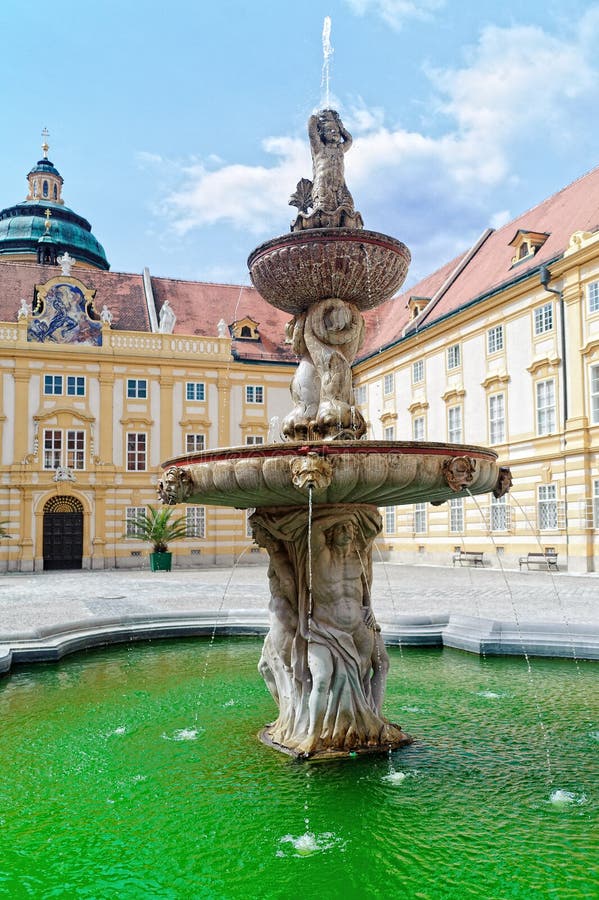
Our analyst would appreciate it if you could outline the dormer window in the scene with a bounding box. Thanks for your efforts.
[231,316,260,340]
[407,296,430,320]
[509,230,549,266]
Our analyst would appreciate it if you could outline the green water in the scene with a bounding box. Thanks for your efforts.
[0,640,597,900]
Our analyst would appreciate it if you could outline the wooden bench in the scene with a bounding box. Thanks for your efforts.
[519,552,558,571]
[452,549,485,567]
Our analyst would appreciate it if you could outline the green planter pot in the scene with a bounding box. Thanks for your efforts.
[150,551,172,572]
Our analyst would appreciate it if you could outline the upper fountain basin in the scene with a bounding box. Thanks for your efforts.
[159,441,502,510]
[247,228,410,315]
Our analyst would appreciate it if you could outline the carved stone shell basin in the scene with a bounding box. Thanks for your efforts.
[160,441,501,510]
[247,229,411,315]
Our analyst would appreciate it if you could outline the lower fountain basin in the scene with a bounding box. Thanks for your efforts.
[247,228,410,314]
[160,440,502,509]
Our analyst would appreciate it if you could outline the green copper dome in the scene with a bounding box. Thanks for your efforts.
[0,150,109,270]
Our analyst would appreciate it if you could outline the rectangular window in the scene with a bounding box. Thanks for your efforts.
[536,379,556,435]
[412,359,424,384]
[538,484,557,530]
[186,382,205,402]
[127,379,147,399]
[44,375,63,395]
[186,434,205,453]
[594,481,599,528]
[66,430,85,469]
[383,373,394,395]
[385,506,396,534]
[127,432,147,471]
[534,302,553,335]
[43,429,62,469]
[447,344,461,370]
[126,506,146,538]
[354,384,367,405]
[448,406,462,443]
[490,495,509,531]
[449,497,464,533]
[413,502,427,534]
[413,416,425,441]
[588,281,599,314]
[245,385,264,404]
[590,365,599,425]
[489,393,505,444]
[66,376,85,396]
[186,506,205,538]
[245,435,264,445]
[487,325,504,354]
[384,425,395,441]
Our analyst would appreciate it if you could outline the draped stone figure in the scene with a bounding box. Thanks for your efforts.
[251,505,409,758]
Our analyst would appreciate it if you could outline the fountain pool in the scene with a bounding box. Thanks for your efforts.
[1,638,596,898]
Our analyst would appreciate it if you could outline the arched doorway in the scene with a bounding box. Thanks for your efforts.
[43,496,84,570]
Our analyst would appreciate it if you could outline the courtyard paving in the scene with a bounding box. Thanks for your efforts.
[0,561,597,640]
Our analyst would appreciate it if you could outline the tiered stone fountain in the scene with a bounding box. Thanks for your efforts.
[159,109,511,759]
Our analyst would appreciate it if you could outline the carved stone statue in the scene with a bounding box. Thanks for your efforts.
[282,298,367,441]
[100,305,113,326]
[290,109,363,232]
[250,504,409,758]
[158,300,176,334]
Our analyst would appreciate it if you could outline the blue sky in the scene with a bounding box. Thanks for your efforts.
[3,0,599,289]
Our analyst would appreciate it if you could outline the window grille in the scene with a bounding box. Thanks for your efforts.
[44,375,63,395]
[489,393,505,444]
[186,434,205,453]
[590,365,599,425]
[383,373,394,395]
[125,506,146,537]
[412,359,424,384]
[448,406,462,443]
[186,506,205,538]
[66,376,85,396]
[413,503,427,534]
[447,344,461,370]
[127,379,147,399]
[534,302,553,334]
[487,325,504,354]
[127,432,147,471]
[536,379,555,435]
[413,416,425,441]
[588,281,599,314]
[385,506,396,534]
[186,382,205,401]
[449,497,464,533]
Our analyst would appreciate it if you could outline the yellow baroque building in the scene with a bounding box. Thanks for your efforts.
[2,142,599,572]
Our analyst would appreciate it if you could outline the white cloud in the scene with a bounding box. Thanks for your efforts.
[152,12,599,285]
[344,0,445,30]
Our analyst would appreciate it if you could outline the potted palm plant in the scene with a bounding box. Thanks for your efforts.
[125,505,189,571]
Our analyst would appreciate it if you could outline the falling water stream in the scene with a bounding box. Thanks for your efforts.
[321,16,333,109]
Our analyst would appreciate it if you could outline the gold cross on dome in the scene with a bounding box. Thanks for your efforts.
[44,208,52,231]
[41,127,49,158]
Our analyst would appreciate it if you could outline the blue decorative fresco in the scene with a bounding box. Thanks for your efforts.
[28,283,102,345]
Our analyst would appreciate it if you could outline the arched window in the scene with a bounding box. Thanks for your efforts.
[241,325,252,338]
[53,184,58,200]
[43,181,49,198]
[518,242,529,259]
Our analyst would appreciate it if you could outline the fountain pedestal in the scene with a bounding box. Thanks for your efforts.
[251,504,411,759]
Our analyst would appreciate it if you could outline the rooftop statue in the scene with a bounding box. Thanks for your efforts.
[290,109,363,231]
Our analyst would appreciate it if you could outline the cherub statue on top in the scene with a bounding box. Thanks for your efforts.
[289,109,363,232]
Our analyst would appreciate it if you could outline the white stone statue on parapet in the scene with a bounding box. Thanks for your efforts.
[57,252,74,276]
[17,299,29,320]
[159,300,176,333]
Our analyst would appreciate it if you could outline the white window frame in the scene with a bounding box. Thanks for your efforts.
[590,364,599,425]
[126,506,146,538]
[245,435,264,445]
[534,302,553,335]
[413,502,427,534]
[385,506,396,534]
[489,393,505,445]
[384,425,395,441]
[448,405,462,443]
[126,432,147,471]
[413,416,425,441]
[449,497,464,533]
[538,484,558,530]
[412,359,424,384]
[42,428,85,470]
[186,506,205,538]
[354,384,367,405]
[186,433,205,453]
[487,325,504,355]
[490,495,509,532]
[536,379,556,435]
[185,382,205,402]
[245,385,264,404]
[383,373,394,396]
[447,344,461,370]
[66,430,85,470]
[588,281,599,314]
[594,480,599,529]
[127,379,147,399]
[44,375,63,395]
[66,376,86,397]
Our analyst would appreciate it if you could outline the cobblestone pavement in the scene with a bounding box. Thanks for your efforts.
[0,562,597,639]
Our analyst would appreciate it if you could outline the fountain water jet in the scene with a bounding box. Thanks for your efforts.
[158,108,511,759]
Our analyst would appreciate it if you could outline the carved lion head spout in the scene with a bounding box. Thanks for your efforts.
[493,466,513,498]
[157,466,194,505]
[290,452,333,494]
[442,456,477,492]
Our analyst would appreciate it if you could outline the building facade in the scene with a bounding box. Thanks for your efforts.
[2,143,599,571]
